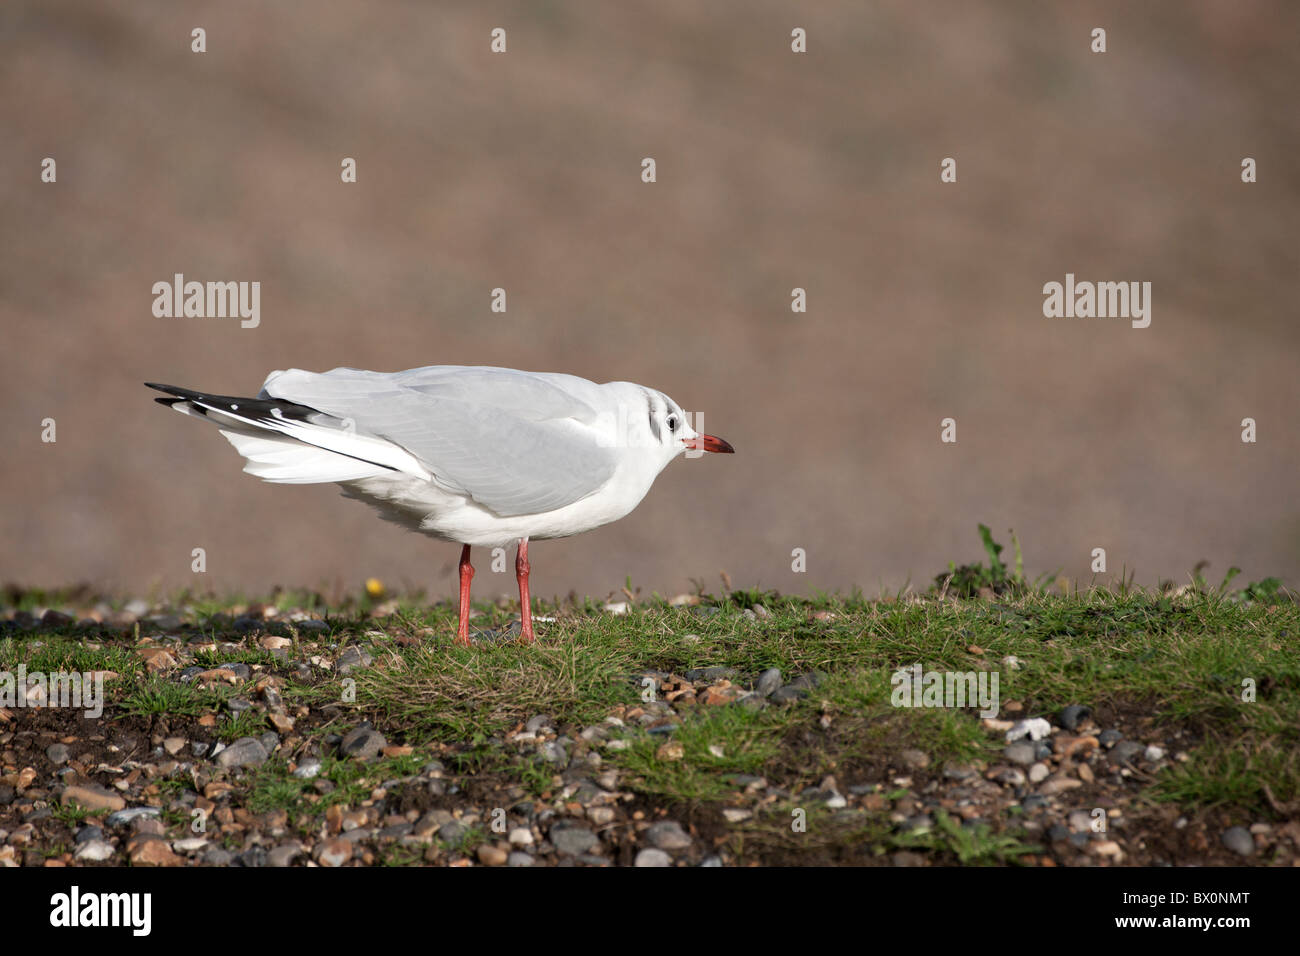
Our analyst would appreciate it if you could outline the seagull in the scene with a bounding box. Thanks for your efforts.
[146,366,734,645]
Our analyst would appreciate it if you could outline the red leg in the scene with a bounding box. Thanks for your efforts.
[456,544,473,647]
[516,538,535,643]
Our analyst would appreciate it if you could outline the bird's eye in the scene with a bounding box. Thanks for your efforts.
[666,414,678,432]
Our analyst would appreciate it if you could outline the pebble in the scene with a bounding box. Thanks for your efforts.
[1039,775,1083,796]
[990,767,1026,786]
[1221,826,1254,857]
[900,749,931,770]
[340,726,387,760]
[1058,704,1091,731]
[755,668,783,697]
[539,741,568,766]
[74,840,117,862]
[1006,718,1052,742]
[635,848,673,867]
[1068,810,1095,832]
[215,737,269,769]
[128,835,182,866]
[105,807,161,827]
[477,844,509,866]
[1108,741,1145,765]
[646,820,692,850]
[525,714,554,734]
[62,783,126,812]
[337,646,373,674]
[317,838,353,867]
[268,844,303,867]
[438,822,469,847]
[1004,742,1037,766]
[550,825,599,856]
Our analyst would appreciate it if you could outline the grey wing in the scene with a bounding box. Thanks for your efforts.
[261,367,618,516]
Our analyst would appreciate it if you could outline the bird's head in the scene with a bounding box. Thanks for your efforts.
[609,385,734,469]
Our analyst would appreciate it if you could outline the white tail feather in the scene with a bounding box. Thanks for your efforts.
[218,430,393,484]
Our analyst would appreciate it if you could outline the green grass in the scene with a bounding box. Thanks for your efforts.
[5,527,1296,864]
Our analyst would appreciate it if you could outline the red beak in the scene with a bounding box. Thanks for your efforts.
[683,434,735,454]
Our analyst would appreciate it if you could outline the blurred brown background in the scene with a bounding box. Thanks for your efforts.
[2,1,1298,604]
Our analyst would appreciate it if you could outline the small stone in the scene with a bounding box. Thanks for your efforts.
[268,844,302,867]
[539,741,568,766]
[1006,718,1052,742]
[1058,704,1091,731]
[438,821,469,847]
[1038,775,1083,796]
[62,783,125,813]
[340,726,387,760]
[105,807,161,827]
[646,820,692,851]
[215,737,269,769]
[1068,810,1094,831]
[525,714,554,734]
[1108,741,1145,765]
[989,766,1026,786]
[477,844,509,866]
[128,835,182,867]
[1093,840,1124,861]
[1221,826,1254,857]
[755,668,783,697]
[1055,735,1099,759]
[74,840,116,862]
[1004,741,1037,766]
[635,848,673,867]
[550,825,599,856]
[317,838,353,867]
[656,741,685,761]
[337,646,373,674]
[900,748,930,770]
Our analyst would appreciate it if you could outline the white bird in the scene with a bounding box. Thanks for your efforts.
[147,366,734,645]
